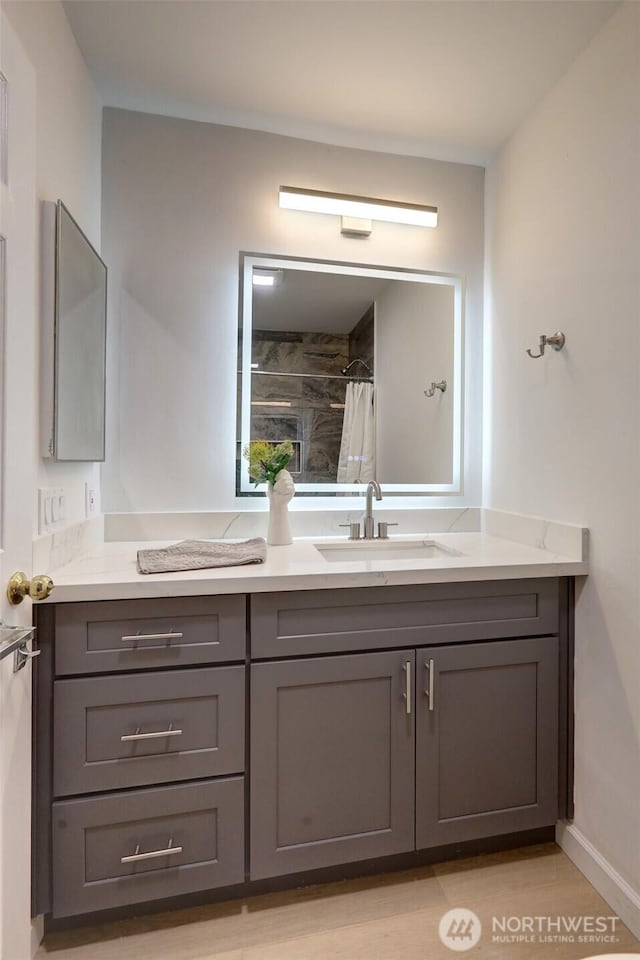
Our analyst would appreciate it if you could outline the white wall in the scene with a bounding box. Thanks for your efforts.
[376,281,454,483]
[3,0,102,534]
[101,110,484,513]
[485,0,640,922]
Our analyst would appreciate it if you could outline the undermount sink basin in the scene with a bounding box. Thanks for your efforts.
[314,538,463,563]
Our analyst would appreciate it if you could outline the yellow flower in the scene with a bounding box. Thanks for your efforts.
[243,440,293,485]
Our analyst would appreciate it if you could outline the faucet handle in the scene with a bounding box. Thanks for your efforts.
[339,522,361,541]
[377,521,398,540]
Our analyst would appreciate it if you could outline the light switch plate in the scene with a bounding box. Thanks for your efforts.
[38,487,65,534]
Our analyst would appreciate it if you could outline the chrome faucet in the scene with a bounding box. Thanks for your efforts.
[363,480,382,539]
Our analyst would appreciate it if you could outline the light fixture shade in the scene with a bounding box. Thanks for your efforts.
[279,185,437,228]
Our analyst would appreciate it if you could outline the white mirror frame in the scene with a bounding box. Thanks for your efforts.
[238,253,464,496]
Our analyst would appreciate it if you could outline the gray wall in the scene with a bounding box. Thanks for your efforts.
[101,109,484,511]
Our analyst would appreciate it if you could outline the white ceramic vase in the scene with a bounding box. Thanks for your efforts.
[266,469,295,545]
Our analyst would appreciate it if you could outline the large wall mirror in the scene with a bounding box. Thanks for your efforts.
[237,254,464,496]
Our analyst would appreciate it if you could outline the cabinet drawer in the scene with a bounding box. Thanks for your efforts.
[51,777,244,918]
[55,596,246,676]
[251,580,559,658]
[54,666,245,796]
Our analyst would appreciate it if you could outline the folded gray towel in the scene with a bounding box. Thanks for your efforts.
[137,538,267,575]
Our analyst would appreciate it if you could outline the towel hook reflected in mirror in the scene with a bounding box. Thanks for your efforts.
[526,331,566,359]
[424,380,447,398]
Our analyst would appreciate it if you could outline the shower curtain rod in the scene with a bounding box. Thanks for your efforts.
[250,370,373,383]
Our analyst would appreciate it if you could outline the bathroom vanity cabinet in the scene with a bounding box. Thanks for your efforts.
[249,581,562,878]
[33,577,573,923]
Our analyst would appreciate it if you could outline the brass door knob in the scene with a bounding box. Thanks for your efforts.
[7,572,54,606]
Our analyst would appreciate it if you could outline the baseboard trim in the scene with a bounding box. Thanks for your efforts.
[556,822,640,940]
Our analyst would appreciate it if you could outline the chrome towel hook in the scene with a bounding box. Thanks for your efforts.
[424,380,447,398]
[526,331,566,359]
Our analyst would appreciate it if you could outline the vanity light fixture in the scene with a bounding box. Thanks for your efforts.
[279,185,438,237]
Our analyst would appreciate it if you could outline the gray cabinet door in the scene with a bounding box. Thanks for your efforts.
[251,650,415,880]
[416,637,559,848]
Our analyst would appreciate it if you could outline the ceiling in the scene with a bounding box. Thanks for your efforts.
[64,0,618,165]
[252,269,388,333]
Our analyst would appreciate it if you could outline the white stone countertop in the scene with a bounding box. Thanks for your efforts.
[43,531,589,603]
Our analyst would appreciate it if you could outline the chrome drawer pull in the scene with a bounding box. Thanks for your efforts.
[121,723,183,742]
[121,631,184,642]
[121,838,182,864]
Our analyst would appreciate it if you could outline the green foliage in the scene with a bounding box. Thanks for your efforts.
[243,440,294,486]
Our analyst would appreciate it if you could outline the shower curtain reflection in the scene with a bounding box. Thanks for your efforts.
[337,382,375,483]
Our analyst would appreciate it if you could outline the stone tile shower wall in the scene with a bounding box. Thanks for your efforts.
[251,331,349,483]
[349,305,375,373]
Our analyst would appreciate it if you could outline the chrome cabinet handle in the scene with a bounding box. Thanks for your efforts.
[121,723,183,742]
[121,838,182,864]
[403,659,412,715]
[425,659,435,711]
[121,631,184,643]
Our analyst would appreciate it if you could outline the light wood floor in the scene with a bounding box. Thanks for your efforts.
[38,843,639,960]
